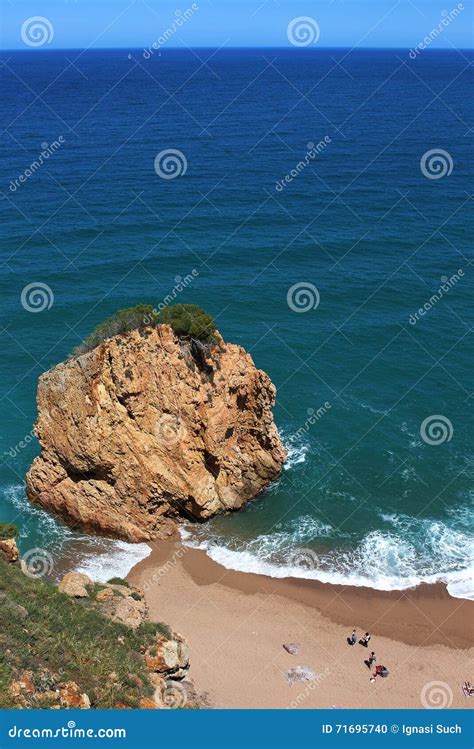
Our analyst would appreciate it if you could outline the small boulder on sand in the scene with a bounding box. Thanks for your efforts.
[283,643,301,655]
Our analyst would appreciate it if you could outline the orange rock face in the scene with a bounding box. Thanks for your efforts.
[26,325,286,542]
[0,538,19,564]
[58,681,90,709]
[139,697,158,709]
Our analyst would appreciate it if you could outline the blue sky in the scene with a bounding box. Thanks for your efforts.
[2,0,473,50]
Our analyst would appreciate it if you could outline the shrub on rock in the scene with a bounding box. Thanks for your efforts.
[73,304,157,356]
[157,304,216,343]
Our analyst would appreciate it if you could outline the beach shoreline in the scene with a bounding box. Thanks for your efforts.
[127,540,473,709]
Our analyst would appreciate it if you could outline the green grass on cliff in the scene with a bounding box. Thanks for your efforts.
[0,557,157,708]
[0,523,18,540]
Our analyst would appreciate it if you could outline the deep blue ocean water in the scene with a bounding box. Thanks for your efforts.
[1,48,472,594]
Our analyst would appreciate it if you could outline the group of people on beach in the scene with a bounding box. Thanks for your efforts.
[348,629,389,681]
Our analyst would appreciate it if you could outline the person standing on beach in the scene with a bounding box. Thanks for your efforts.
[350,629,357,646]
[362,632,371,647]
[368,651,376,668]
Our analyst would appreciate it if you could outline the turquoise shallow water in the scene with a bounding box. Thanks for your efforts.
[0,48,472,594]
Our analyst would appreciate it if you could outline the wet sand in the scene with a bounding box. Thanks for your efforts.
[128,541,474,709]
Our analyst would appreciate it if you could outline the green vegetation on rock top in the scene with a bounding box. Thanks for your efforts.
[72,303,217,357]
[107,577,129,587]
[156,304,217,342]
[73,304,157,356]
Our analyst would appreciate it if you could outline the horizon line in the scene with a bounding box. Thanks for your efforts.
[2,45,473,53]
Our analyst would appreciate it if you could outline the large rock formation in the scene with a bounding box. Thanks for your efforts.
[26,324,286,541]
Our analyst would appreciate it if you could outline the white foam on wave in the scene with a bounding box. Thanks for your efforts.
[3,483,72,542]
[446,501,474,530]
[181,511,474,600]
[281,431,309,470]
[2,484,152,583]
[446,569,474,601]
[73,540,152,583]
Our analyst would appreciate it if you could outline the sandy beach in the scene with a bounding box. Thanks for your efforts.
[127,541,474,709]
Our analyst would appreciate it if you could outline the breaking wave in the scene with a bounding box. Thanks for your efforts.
[181,510,474,600]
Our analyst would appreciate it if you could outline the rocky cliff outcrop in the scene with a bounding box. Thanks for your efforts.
[0,538,19,564]
[56,571,195,707]
[6,566,199,709]
[26,324,286,541]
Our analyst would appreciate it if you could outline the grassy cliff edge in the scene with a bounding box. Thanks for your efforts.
[0,556,166,709]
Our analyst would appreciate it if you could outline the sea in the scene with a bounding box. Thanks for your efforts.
[1,48,472,598]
